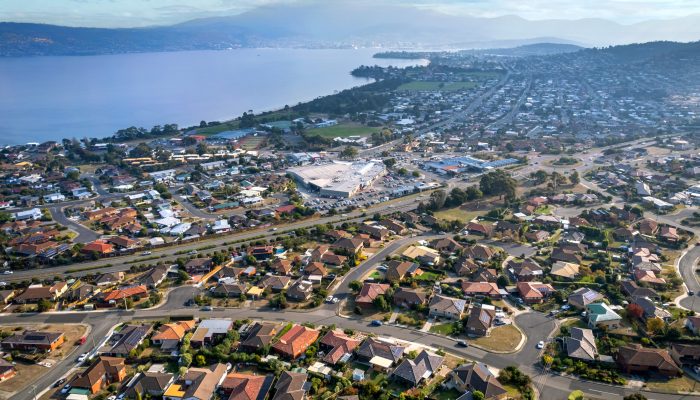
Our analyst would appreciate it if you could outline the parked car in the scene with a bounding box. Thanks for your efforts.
[141,251,152,256]
[536,341,545,349]
[77,353,89,362]
[54,378,66,388]
[201,306,213,311]
[60,385,72,394]
[370,320,383,327]
[456,340,468,347]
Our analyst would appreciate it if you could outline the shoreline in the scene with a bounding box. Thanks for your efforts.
[0,48,428,146]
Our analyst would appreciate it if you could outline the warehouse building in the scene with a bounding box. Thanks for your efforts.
[288,161,385,198]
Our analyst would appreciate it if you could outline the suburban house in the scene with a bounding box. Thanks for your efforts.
[429,295,467,320]
[320,329,361,365]
[464,244,496,261]
[286,280,314,302]
[221,372,274,400]
[506,259,543,282]
[616,344,682,377]
[670,344,700,367]
[391,350,444,387]
[239,322,279,353]
[587,303,622,329]
[101,285,148,304]
[565,328,599,362]
[401,245,440,265]
[466,305,497,337]
[13,283,67,304]
[1,330,65,352]
[393,288,427,308]
[185,258,214,275]
[72,357,127,394]
[271,371,308,400]
[140,265,169,288]
[385,260,422,282]
[0,359,16,382]
[568,288,605,309]
[686,316,700,335]
[152,320,196,350]
[332,238,364,255]
[272,324,319,359]
[516,282,556,304]
[429,237,463,253]
[461,282,501,299]
[106,324,153,356]
[125,372,175,399]
[550,261,580,280]
[259,275,291,292]
[355,338,405,369]
[190,319,234,348]
[356,283,390,309]
[163,363,228,400]
[449,363,507,400]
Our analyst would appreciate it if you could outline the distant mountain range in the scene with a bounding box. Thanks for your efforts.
[2,3,700,56]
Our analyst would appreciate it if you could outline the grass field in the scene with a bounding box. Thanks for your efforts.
[307,124,377,138]
[472,325,522,352]
[646,376,699,393]
[429,322,456,336]
[398,81,477,91]
[434,207,485,223]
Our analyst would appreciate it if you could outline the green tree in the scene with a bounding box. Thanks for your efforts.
[180,353,192,366]
[472,391,485,400]
[480,170,517,200]
[340,146,358,159]
[195,354,207,367]
[570,170,580,185]
[37,299,53,312]
[383,158,396,169]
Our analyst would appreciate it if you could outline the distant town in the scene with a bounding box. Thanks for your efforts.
[0,40,700,400]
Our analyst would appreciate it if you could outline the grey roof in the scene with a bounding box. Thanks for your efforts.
[429,295,466,315]
[391,350,443,386]
[356,338,405,363]
[108,324,152,356]
[272,371,308,400]
[568,287,604,308]
[125,372,174,397]
[451,362,507,400]
[565,327,598,361]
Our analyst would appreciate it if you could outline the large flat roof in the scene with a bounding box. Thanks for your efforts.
[288,161,385,195]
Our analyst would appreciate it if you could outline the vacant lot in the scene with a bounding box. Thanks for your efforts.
[471,325,522,352]
[398,81,477,91]
[434,207,485,223]
[307,124,377,138]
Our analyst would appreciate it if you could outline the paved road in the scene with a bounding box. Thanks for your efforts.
[48,206,99,244]
[4,198,421,282]
[4,295,695,400]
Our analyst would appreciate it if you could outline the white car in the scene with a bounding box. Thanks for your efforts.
[536,341,545,349]
[78,353,89,362]
[0,282,6,287]
[2,270,12,275]
[332,297,339,304]
[325,296,333,303]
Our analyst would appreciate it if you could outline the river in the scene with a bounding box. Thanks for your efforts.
[0,48,426,145]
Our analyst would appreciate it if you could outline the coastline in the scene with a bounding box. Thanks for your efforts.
[0,48,427,145]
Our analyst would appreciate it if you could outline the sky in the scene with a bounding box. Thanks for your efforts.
[1,0,699,27]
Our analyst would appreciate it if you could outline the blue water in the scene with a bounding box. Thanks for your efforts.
[0,48,426,145]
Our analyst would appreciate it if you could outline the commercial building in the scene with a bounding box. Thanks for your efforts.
[287,161,385,198]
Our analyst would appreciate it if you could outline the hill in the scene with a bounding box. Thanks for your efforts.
[2,3,700,56]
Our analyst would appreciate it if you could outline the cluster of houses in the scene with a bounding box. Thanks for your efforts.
[1,317,512,400]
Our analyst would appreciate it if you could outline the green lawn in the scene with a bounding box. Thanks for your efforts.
[414,271,441,282]
[429,322,456,336]
[307,124,377,138]
[432,388,463,400]
[434,207,485,223]
[471,325,523,352]
[398,81,477,91]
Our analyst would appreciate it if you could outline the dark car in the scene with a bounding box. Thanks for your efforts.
[54,378,66,388]
[456,340,468,347]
